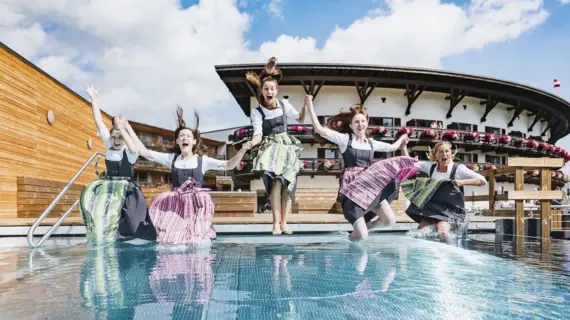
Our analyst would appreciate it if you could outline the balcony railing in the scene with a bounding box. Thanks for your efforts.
[233,158,570,186]
[229,125,569,161]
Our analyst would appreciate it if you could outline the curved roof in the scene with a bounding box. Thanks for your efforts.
[214,63,570,143]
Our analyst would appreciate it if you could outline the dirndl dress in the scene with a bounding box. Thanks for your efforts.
[80,150,155,244]
[148,178,216,245]
[338,156,419,224]
[80,177,131,245]
[251,105,303,198]
[401,178,466,223]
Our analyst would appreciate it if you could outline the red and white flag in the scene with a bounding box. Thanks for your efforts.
[554,79,561,88]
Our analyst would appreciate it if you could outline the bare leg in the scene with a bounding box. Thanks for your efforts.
[270,181,283,235]
[367,200,396,229]
[349,217,369,242]
[418,217,437,230]
[436,221,451,239]
[280,184,293,234]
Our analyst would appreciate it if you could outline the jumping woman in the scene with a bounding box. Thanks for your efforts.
[80,84,154,243]
[126,106,249,245]
[400,140,487,239]
[242,57,307,235]
[307,99,417,242]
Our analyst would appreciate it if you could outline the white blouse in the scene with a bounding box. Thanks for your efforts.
[250,99,300,136]
[144,151,226,174]
[418,161,487,184]
[320,131,396,153]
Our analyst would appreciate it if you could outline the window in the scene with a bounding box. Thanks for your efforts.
[485,126,504,135]
[369,117,400,127]
[406,119,436,128]
[486,155,501,164]
[162,136,170,144]
[318,148,340,159]
[136,172,149,183]
[325,149,338,159]
[138,132,152,145]
[456,153,472,163]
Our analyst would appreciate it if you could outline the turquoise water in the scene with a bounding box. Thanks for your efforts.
[2,234,570,319]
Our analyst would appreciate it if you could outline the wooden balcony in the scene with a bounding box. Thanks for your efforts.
[229,125,569,160]
[234,158,569,188]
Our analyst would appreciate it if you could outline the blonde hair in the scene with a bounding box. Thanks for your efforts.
[427,141,458,162]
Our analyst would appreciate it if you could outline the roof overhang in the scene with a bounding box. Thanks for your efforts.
[215,63,570,142]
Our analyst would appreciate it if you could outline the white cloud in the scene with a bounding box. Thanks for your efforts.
[266,0,284,19]
[0,0,550,131]
[560,0,570,4]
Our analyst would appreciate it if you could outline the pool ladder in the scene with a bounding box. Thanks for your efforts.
[27,152,104,248]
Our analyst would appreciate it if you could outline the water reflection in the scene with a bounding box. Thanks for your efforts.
[70,235,570,319]
[79,243,214,319]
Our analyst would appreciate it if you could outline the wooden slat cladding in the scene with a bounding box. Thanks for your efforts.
[0,45,113,218]
[16,177,84,218]
[293,189,341,214]
[141,188,255,217]
[292,188,408,215]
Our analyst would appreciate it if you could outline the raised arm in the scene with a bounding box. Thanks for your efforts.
[83,84,109,139]
[305,95,336,138]
[123,120,154,159]
[400,139,409,157]
[117,118,138,155]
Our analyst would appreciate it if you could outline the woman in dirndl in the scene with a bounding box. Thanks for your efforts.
[400,140,487,239]
[307,100,416,241]
[242,57,307,235]
[129,106,249,245]
[80,84,154,244]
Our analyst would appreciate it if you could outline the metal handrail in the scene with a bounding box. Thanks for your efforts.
[27,152,104,248]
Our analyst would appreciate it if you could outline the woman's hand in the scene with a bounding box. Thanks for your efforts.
[304,94,313,107]
[242,141,253,150]
[83,84,99,99]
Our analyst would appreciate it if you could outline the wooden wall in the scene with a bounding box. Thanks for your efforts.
[0,43,113,219]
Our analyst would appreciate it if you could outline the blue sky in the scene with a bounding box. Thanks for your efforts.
[177,0,570,100]
[4,0,570,140]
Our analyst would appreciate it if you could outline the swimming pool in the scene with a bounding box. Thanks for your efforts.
[1,234,570,319]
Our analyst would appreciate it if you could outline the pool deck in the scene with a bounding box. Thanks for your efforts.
[0,214,498,237]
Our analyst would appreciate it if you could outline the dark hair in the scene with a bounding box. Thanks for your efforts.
[245,57,283,109]
[172,105,207,155]
[324,104,369,135]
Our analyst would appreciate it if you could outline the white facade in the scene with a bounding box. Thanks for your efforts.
[210,85,555,209]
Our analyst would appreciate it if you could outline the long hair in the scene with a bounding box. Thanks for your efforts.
[426,141,458,162]
[245,56,283,109]
[324,104,369,135]
[172,105,206,155]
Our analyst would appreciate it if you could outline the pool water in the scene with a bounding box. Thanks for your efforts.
[1,234,570,319]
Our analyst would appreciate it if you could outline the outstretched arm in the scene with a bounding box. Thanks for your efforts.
[203,145,252,173]
[220,146,249,170]
[453,166,487,187]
